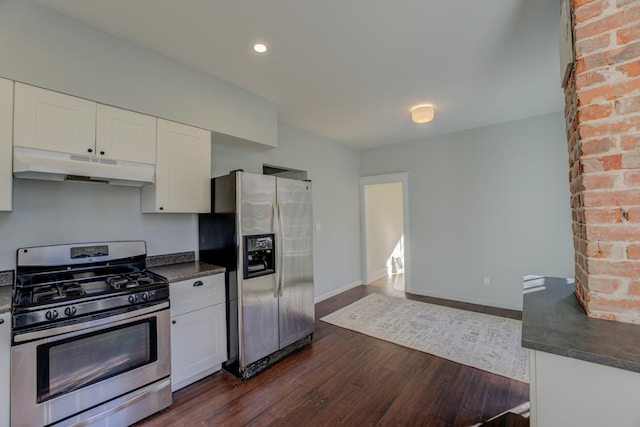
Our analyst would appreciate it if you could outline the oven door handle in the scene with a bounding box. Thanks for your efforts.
[13,301,169,343]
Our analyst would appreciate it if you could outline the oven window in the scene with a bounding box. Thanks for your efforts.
[36,318,158,403]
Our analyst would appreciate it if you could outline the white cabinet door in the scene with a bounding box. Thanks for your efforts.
[0,312,10,427]
[96,104,157,164]
[13,83,96,155]
[0,78,12,211]
[170,303,226,392]
[141,119,211,213]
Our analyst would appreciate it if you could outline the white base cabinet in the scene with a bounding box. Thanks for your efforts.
[170,274,226,392]
[0,78,13,211]
[1,312,10,427]
[529,349,640,427]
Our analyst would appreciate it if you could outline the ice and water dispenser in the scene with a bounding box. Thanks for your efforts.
[243,234,275,279]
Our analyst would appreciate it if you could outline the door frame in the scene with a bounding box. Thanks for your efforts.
[360,172,410,290]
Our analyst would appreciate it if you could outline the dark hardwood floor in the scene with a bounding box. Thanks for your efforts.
[136,283,528,427]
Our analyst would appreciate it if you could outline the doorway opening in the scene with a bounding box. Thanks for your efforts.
[360,173,409,292]
[263,164,308,180]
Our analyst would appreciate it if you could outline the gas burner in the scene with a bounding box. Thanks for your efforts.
[63,283,85,297]
[107,276,133,289]
[30,282,86,303]
[106,272,161,290]
[32,286,61,303]
[131,273,154,286]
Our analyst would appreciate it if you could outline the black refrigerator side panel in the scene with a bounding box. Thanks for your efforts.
[198,174,239,366]
[198,212,236,271]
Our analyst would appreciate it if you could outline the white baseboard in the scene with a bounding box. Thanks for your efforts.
[315,280,363,303]
[405,287,523,312]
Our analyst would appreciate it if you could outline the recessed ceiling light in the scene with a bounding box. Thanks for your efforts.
[253,43,268,54]
[410,104,435,124]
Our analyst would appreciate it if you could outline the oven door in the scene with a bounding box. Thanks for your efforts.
[11,303,171,427]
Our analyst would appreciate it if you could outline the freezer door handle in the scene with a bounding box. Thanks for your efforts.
[273,202,280,298]
[277,201,285,297]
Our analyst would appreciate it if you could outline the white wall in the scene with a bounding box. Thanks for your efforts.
[361,112,573,309]
[0,0,571,308]
[211,123,363,300]
[365,183,403,281]
[0,0,277,147]
[0,0,363,301]
[0,180,197,268]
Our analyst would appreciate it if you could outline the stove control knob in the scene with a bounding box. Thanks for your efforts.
[141,292,149,302]
[64,307,77,317]
[45,310,58,321]
[128,295,138,304]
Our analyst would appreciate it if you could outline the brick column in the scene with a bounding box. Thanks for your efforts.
[567,0,640,323]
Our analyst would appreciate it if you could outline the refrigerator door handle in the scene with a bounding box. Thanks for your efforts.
[277,200,285,297]
[273,202,279,298]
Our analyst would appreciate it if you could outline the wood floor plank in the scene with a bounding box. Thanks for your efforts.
[136,284,529,426]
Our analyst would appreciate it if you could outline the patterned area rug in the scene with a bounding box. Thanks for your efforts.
[320,293,529,383]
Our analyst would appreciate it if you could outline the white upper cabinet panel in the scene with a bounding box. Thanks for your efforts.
[142,119,211,213]
[0,78,13,211]
[96,104,156,164]
[13,83,96,155]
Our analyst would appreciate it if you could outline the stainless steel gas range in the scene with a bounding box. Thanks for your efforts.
[11,241,172,427]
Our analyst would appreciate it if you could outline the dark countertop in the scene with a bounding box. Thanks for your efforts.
[149,261,225,283]
[522,276,640,373]
[146,251,197,268]
[0,286,11,315]
[0,270,13,314]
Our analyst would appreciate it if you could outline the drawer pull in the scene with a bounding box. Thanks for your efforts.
[0,318,4,325]
[193,280,204,287]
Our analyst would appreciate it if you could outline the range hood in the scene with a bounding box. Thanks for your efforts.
[13,147,155,187]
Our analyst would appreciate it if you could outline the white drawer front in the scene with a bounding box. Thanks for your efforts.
[170,274,225,316]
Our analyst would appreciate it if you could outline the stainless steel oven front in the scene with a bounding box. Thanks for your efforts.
[11,303,171,427]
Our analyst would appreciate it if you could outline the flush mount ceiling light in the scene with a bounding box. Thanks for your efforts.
[253,42,268,54]
[410,104,435,124]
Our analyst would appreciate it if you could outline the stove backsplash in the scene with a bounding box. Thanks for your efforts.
[0,179,197,272]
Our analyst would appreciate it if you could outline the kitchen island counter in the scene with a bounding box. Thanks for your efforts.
[522,278,640,425]
[522,276,640,373]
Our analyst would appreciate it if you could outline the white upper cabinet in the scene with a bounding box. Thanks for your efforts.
[0,78,12,211]
[141,119,211,213]
[14,83,157,165]
[14,82,96,155]
[96,104,156,164]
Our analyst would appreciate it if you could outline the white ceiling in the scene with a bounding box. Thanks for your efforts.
[32,0,564,150]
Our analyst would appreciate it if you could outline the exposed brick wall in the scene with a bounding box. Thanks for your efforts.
[567,0,640,323]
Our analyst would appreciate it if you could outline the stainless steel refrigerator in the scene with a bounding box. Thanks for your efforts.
[198,171,315,379]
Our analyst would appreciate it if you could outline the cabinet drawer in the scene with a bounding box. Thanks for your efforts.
[170,274,224,316]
